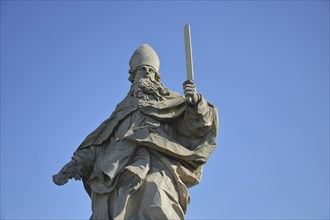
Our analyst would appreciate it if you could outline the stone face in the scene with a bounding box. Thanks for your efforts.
[53,44,219,220]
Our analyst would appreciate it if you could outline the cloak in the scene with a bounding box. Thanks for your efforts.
[73,91,219,217]
[77,91,218,159]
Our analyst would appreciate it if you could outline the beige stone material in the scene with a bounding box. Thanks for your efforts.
[53,44,219,220]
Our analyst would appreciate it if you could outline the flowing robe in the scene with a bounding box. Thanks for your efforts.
[72,91,218,220]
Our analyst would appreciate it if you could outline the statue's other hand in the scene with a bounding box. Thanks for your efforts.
[53,160,81,186]
[52,172,69,186]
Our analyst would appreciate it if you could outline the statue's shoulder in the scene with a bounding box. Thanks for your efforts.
[112,93,138,112]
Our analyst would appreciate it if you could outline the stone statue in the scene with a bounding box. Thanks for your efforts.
[53,44,219,220]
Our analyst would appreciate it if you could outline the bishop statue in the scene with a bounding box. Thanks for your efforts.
[53,44,219,219]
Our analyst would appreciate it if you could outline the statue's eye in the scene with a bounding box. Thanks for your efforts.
[140,67,147,71]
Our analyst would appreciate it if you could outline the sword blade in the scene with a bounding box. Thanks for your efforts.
[184,24,194,81]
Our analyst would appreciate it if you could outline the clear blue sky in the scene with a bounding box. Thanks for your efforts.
[1,1,329,219]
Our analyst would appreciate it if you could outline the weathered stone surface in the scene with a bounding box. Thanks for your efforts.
[53,44,219,220]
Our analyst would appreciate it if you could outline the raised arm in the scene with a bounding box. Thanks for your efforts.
[178,80,214,137]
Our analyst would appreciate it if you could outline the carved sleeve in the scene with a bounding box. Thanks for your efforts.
[177,95,214,137]
[71,146,103,178]
[184,96,213,136]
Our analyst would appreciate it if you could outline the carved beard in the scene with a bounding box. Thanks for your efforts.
[130,75,170,101]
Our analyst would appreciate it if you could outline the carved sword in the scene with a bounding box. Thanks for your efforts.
[184,24,194,102]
